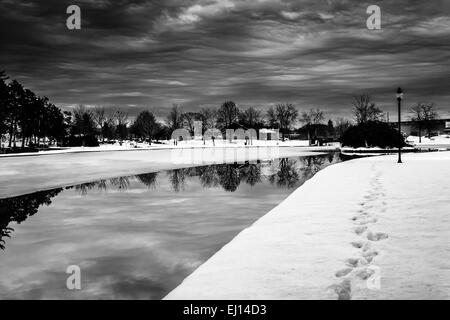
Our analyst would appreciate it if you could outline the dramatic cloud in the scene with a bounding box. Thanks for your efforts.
[1,0,449,119]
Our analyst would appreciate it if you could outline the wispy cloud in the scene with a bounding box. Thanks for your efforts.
[0,0,449,118]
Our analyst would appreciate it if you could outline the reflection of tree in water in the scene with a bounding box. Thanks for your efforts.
[70,154,339,196]
[196,166,220,188]
[169,169,187,192]
[239,163,262,187]
[173,163,263,192]
[216,164,241,192]
[328,153,335,164]
[183,155,338,192]
[96,180,108,191]
[75,177,131,195]
[71,156,335,196]
[75,182,102,195]
[300,155,327,181]
[0,189,63,250]
[109,177,130,191]
[268,158,300,189]
[197,163,262,192]
[136,172,158,189]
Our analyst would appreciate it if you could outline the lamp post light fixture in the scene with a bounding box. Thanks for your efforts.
[396,87,404,163]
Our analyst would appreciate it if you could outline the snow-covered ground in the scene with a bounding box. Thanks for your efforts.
[165,151,450,300]
[0,139,317,158]
[407,135,450,148]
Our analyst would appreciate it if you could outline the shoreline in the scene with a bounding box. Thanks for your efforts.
[165,151,450,300]
[0,145,334,199]
[0,143,337,158]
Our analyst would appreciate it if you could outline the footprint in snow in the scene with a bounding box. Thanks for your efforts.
[351,213,370,221]
[362,242,372,252]
[354,226,368,235]
[335,268,353,278]
[355,217,378,225]
[362,250,379,263]
[351,241,365,249]
[367,231,388,241]
[356,268,376,280]
[333,279,352,300]
[345,258,361,268]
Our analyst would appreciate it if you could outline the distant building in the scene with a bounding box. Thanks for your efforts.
[395,118,450,136]
[259,128,279,141]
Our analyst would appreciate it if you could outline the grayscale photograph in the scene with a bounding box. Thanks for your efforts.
[0,0,449,307]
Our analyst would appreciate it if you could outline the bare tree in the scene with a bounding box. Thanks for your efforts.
[216,101,239,130]
[166,104,183,131]
[182,112,201,135]
[199,107,216,131]
[113,110,129,140]
[103,111,116,140]
[239,107,263,129]
[300,108,325,145]
[113,110,128,126]
[267,104,298,141]
[266,107,278,129]
[334,117,352,140]
[352,94,383,124]
[93,107,106,141]
[409,102,439,142]
[73,104,91,119]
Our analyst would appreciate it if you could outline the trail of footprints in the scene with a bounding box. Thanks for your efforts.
[332,168,389,300]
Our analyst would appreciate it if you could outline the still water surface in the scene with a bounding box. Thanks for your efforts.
[0,153,341,299]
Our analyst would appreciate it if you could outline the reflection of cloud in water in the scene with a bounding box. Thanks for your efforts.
[0,189,63,249]
[146,199,189,206]
[0,249,202,299]
[79,253,203,299]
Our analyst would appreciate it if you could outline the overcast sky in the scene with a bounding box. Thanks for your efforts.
[1,0,450,119]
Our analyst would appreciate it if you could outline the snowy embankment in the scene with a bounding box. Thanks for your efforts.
[166,151,450,300]
[407,135,450,150]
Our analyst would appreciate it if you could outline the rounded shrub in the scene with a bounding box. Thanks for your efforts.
[341,121,406,148]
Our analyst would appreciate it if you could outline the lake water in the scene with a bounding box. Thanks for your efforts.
[0,153,341,299]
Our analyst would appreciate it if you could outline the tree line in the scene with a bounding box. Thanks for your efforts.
[164,102,333,143]
[0,71,167,149]
[1,70,442,150]
[0,68,338,149]
[0,71,67,149]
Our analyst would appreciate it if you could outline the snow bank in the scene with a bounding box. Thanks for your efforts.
[407,135,450,147]
[165,151,450,300]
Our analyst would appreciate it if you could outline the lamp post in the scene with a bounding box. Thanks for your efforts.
[396,87,404,163]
